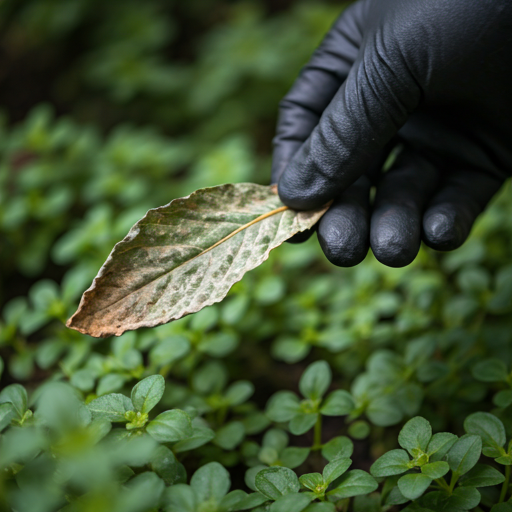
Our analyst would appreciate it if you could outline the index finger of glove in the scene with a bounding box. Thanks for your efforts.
[271,1,367,184]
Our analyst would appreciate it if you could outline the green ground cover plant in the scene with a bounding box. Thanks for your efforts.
[2,1,512,511]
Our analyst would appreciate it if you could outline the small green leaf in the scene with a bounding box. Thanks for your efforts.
[149,336,190,366]
[370,449,411,477]
[280,447,310,469]
[116,465,136,483]
[245,465,267,492]
[242,412,270,435]
[146,409,193,443]
[97,373,127,396]
[198,332,238,357]
[483,447,504,458]
[193,361,227,394]
[255,467,300,500]
[272,336,311,364]
[472,359,509,382]
[421,461,449,479]
[191,461,230,503]
[164,483,196,512]
[0,403,15,431]
[259,446,279,465]
[151,446,186,486]
[398,416,432,454]
[131,375,165,414]
[321,436,354,462]
[348,420,371,440]
[366,396,403,427]
[299,361,331,400]
[404,335,436,367]
[255,275,286,306]
[269,493,312,512]
[396,383,424,417]
[457,266,490,294]
[219,490,247,511]
[263,429,289,452]
[447,434,482,476]
[446,486,481,510]
[320,390,354,416]
[70,368,95,392]
[494,390,512,408]
[86,393,134,421]
[123,472,165,511]
[0,425,46,469]
[495,454,512,465]
[398,473,432,500]
[190,306,218,332]
[464,412,506,453]
[326,470,378,499]
[224,381,254,406]
[417,361,449,383]
[303,503,336,512]
[0,384,28,420]
[299,473,323,491]
[173,426,215,453]
[491,504,512,512]
[417,490,451,510]
[384,486,409,506]
[221,294,249,325]
[323,457,352,484]
[231,492,268,511]
[459,463,506,487]
[266,391,301,422]
[427,432,458,461]
[214,421,245,450]
[289,412,318,435]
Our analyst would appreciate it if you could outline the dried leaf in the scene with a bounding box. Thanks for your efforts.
[67,183,328,337]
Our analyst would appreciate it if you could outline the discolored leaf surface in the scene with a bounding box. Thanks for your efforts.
[67,184,328,337]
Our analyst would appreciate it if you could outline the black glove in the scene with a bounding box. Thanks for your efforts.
[272,0,512,267]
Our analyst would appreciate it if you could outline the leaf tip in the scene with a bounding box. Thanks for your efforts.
[65,310,116,339]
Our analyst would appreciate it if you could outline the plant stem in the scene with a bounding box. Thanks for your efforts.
[217,405,228,426]
[313,414,323,450]
[499,465,511,503]
[449,472,459,493]
[434,478,451,492]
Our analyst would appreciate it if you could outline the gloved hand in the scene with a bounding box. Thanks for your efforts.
[272,0,512,267]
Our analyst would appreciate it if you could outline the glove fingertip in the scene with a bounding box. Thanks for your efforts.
[317,211,368,267]
[278,167,333,210]
[370,207,421,268]
[422,206,469,251]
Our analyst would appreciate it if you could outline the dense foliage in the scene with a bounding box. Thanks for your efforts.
[2,1,512,511]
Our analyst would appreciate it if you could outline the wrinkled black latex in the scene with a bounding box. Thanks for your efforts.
[272,0,512,267]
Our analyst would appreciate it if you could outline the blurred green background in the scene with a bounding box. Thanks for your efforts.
[3,1,512,510]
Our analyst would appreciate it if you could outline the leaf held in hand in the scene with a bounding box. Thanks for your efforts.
[67,184,328,337]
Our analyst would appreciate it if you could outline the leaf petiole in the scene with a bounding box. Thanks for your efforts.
[499,464,511,503]
[434,477,451,492]
[312,413,323,450]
